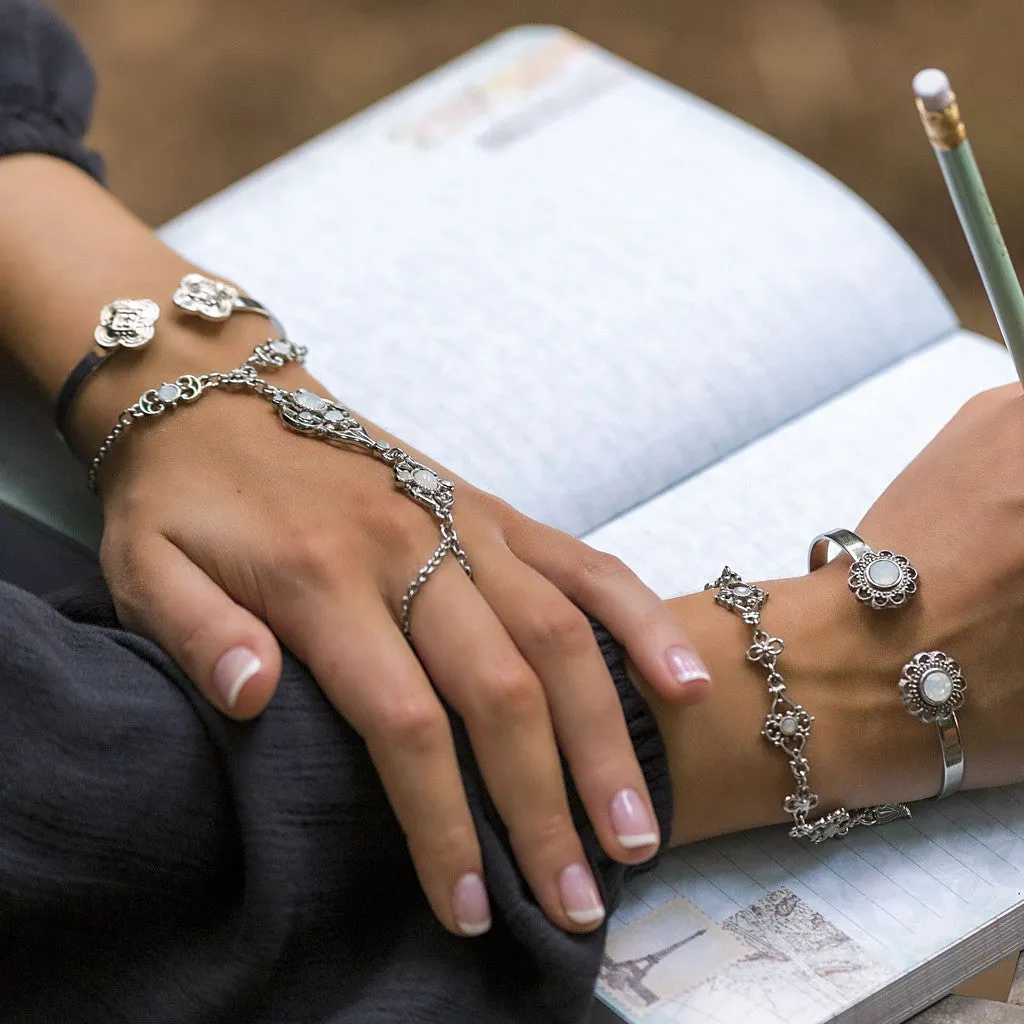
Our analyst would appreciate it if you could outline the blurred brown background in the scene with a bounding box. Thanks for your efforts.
[52,0,1024,339]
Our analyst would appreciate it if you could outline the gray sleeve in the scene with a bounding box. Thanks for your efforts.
[0,0,105,181]
[0,577,672,1023]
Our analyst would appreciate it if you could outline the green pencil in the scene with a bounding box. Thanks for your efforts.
[914,67,1024,384]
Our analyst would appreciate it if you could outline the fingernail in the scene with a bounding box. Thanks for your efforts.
[558,863,605,926]
[213,646,262,710]
[666,645,711,686]
[611,788,659,850]
[452,872,491,937]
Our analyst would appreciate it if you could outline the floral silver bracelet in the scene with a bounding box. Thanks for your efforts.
[88,337,471,638]
[707,567,911,843]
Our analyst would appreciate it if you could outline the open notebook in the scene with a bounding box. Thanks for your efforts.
[3,25,1020,1024]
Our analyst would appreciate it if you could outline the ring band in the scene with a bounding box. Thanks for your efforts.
[898,650,966,800]
[808,528,918,610]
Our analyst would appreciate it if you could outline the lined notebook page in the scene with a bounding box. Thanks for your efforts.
[583,332,1023,1024]
[159,26,956,539]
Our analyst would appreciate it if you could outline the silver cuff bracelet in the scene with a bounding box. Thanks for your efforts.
[808,528,918,610]
[899,650,967,800]
[56,274,281,443]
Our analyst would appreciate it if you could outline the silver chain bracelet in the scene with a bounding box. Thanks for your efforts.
[707,567,911,843]
[88,338,471,638]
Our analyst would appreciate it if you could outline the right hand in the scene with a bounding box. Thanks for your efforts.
[848,382,1024,793]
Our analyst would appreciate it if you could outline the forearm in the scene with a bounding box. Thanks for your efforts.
[0,154,304,458]
[639,561,939,846]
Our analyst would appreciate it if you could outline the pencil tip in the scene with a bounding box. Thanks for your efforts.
[913,68,954,111]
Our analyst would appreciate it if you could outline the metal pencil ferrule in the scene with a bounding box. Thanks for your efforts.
[915,96,966,151]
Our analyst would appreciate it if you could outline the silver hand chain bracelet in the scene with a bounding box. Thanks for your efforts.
[88,338,471,638]
[707,567,911,843]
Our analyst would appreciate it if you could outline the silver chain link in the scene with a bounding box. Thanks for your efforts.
[87,335,471,638]
[706,566,911,843]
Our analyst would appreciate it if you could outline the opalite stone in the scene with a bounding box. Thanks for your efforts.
[270,339,291,355]
[732,585,751,597]
[157,383,181,404]
[413,469,439,492]
[866,558,901,589]
[324,409,346,423]
[921,669,954,706]
[295,390,327,412]
[780,715,799,736]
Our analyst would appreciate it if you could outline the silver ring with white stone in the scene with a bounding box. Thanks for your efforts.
[808,528,918,610]
[898,650,966,800]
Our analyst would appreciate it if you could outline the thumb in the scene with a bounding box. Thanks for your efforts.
[111,537,282,719]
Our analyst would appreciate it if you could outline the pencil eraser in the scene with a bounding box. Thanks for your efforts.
[913,68,954,111]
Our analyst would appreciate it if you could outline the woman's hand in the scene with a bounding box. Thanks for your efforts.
[0,153,707,940]
[637,383,1024,849]
[852,382,1024,792]
[92,335,710,938]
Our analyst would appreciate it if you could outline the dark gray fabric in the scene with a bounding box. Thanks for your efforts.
[0,0,104,181]
[0,570,672,1023]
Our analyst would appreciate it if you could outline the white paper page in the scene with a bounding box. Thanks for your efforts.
[584,332,1024,1024]
[157,26,956,539]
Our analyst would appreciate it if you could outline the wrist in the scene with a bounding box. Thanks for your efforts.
[67,307,308,460]
[641,565,937,846]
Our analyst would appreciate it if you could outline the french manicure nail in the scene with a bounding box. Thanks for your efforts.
[452,872,492,937]
[558,863,605,926]
[666,645,711,686]
[213,646,262,710]
[611,788,659,850]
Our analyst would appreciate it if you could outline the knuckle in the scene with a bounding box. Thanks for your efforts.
[377,696,448,753]
[366,503,437,562]
[526,603,592,654]
[410,820,479,868]
[475,663,545,722]
[173,617,220,673]
[102,545,154,629]
[508,809,574,854]
[277,529,348,587]
[577,549,631,588]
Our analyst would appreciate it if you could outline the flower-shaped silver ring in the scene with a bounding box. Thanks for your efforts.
[808,528,918,610]
[94,298,160,350]
[898,650,966,800]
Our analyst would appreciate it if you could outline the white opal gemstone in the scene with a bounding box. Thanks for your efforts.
[270,339,291,355]
[732,585,751,597]
[295,390,328,412]
[866,558,902,589]
[780,715,799,736]
[921,669,954,706]
[324,408,346,423]
[157,383,181,404]
[413,468,439,492]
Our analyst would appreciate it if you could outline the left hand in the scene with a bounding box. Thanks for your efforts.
[88,323,711,938]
